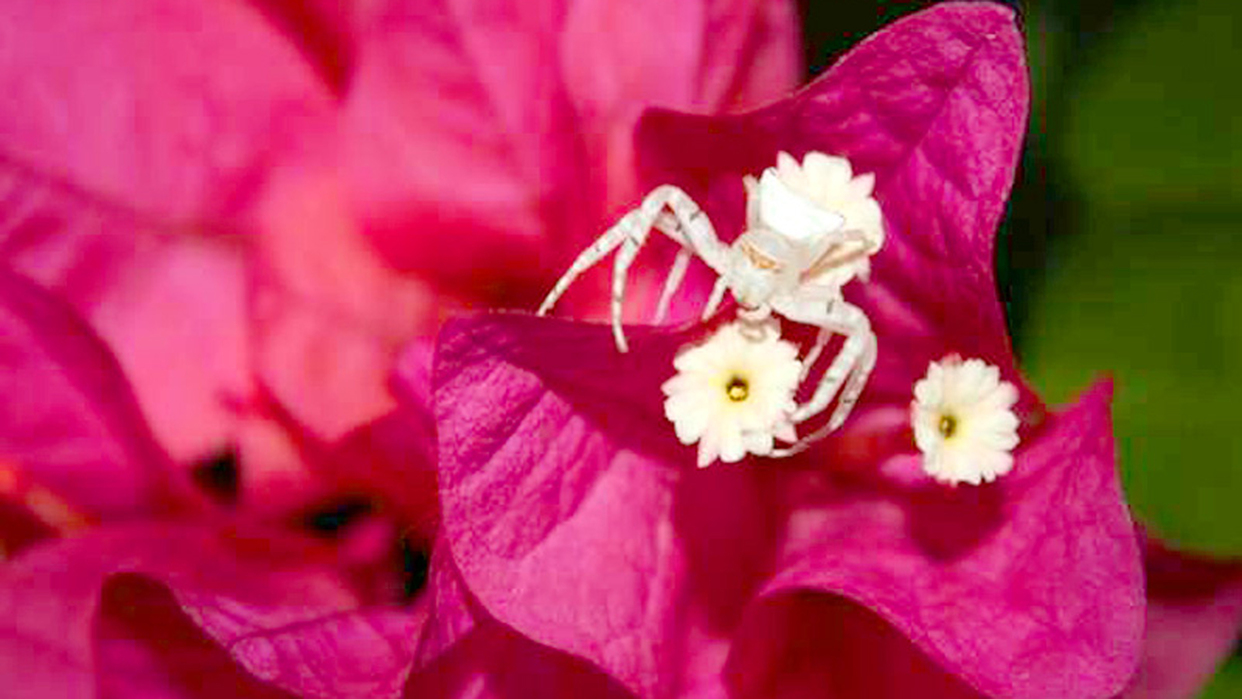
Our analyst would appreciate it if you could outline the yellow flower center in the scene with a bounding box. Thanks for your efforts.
[938,413,958,439]
[726,376,750,402]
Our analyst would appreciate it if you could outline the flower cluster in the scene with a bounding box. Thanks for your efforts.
[0,2,1239,699]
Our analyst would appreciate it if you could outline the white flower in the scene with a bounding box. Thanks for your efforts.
[911,356,1020,485]
[662,321,802,467]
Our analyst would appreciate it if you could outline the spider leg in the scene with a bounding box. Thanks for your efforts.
[540,185,728,351]
[538,222,633,316]
[644,186,731,275]
[652,245,693,325]
[799,326,832,382]
[646,188,732,323]
[612,186,726,351]
[827,326,876,432]
[620,186,730,344]
[540,188,680,319]
[651,209,691,324]
[770,300,875,456]
[701,277,729,321]
[791,300,873,425]
[610,221,651,352]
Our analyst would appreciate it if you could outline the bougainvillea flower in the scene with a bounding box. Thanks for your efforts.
[0,0,801,516]
[422,4,1162,697]
[1119,539,1242,699]
[0,266,431,698]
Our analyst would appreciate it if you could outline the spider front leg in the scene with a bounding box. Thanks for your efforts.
[771,300,876,456]
[609,187,730,350]
[651,215,692,325]
[651,203,732,326]
[538,215,639,318]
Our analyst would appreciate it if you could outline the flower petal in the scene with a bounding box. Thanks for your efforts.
[0,0,332,223]
[341,0,593,291]
[1119,539,1242,698]
[407,620,635,699]
[96,575,303,699]
[0,0,335,466]
[726,593,985,699]
[0,267,170,521]
[560,0,800,203]
[433,313,772,697]
[251,166,438,446]
[340,0,799,307]
[762,381,1143,699]
[636,2,1031,401]
[0,525,423,699]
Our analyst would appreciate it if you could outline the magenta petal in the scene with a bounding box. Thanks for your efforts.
[559,0,801,199]
[0,0,335,465]
[407,621,636,699]
[0,525,423,699]
[560,0,800,124]
[0,0,333,223]
[0,267,169,519]
[727,593,984,699]
[340,0,590,289]
[1120,541,1242,698]
[250,168,437,446]
[330,407,438,538]
[179,587,422,699]
[341,0,801,296]
[636,2,1029,398]
[435,313,757,697]
[96,576,295,699]
[412,537,481,670]
[698,0,802,111]
[764,382,1143,699]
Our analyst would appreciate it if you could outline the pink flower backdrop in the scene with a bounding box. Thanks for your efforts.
[0,1,1237,698]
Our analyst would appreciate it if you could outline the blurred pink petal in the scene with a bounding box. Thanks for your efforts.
[341,0,799,300]
[0,0,335,468]
[0,0,332,220]
[0,525,425,699]
[250,167,439,446]
[0,262,434,696]
[2,0,800,517]
[1119,541,1242,698]
[328,402,439,541]
[0,267,170,523]
[342,0,583,290]
[559,0,801,205]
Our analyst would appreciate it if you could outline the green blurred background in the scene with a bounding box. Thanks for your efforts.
[801,0,1241,694]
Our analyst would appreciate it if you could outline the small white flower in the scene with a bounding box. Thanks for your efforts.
[662,321,802,467]
[911,356,1020,485]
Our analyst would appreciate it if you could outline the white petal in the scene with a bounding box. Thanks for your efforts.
[718,427,746,463]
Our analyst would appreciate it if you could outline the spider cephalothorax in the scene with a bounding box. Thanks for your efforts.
[538,152,884,454]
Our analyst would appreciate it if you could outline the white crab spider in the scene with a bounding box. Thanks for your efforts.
[538,152,885,453]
